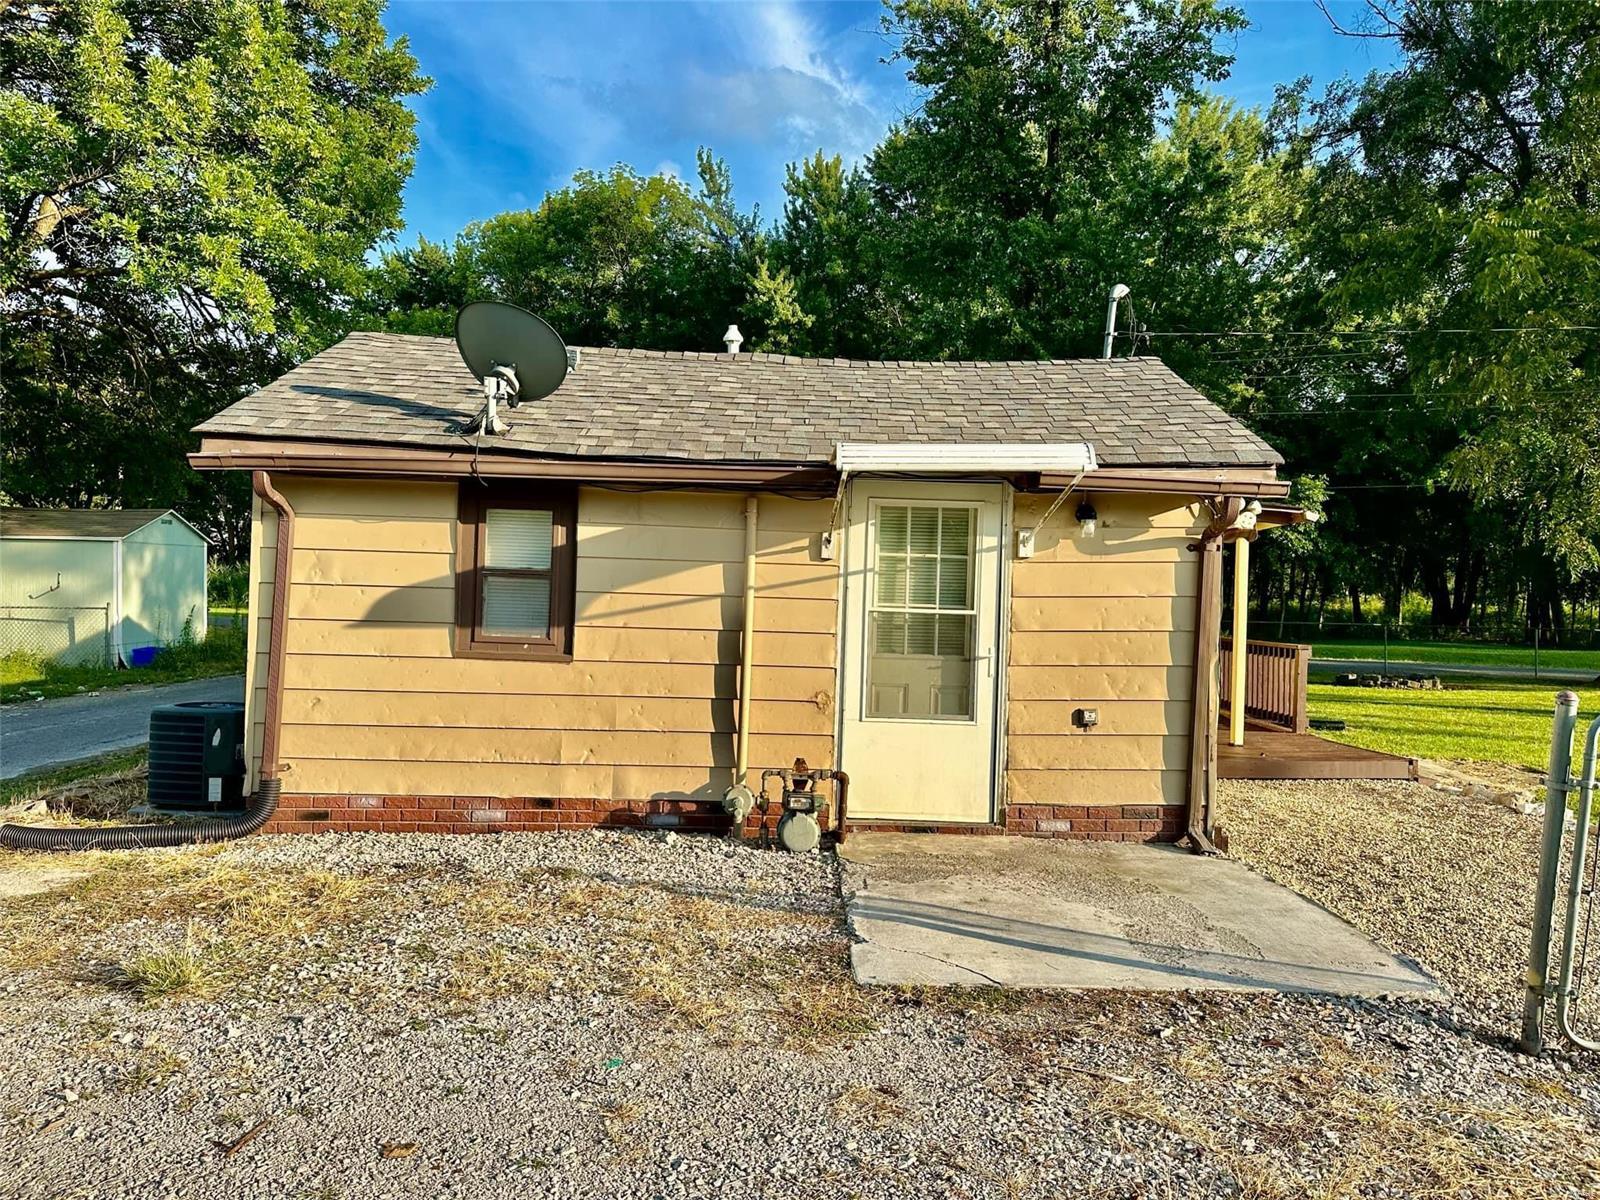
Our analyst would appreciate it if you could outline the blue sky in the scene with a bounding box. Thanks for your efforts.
[386,0,1400,246]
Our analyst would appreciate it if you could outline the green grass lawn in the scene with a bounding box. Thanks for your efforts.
[1307,680,1600,770]
[1,625,247,704]
[1311,639,1599,672]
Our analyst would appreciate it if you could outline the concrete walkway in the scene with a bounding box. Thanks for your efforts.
[841,834,1439,996]
[0,674,245,780]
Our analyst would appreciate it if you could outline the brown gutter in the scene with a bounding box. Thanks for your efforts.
[192,438,834,491]
[193,438,1285,500]
[251,470,294,784]
[1038,468,1289,498]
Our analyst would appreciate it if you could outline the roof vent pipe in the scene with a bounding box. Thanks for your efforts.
[723,324,744,354]
[1102,284,1130,359]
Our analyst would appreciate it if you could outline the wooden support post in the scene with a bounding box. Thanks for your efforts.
[1187,536,1224,852]
[1230,536,1250,746]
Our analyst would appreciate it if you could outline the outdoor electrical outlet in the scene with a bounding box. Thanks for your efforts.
[1073,707,1100,730]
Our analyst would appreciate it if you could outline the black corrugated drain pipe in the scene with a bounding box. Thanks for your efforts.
[0,472,292,852]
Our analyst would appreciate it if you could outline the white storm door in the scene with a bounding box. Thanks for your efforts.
[838,481,1004,823]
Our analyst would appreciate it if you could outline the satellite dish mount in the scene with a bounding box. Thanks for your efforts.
[453,301,570,437]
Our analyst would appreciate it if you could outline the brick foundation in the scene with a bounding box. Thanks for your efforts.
[1003,803,1186,842]
[265,794,1185,842]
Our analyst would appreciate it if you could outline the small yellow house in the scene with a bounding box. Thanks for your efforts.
[189,332,1294,846]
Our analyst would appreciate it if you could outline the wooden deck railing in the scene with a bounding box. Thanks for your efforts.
[1218,638,1312,734]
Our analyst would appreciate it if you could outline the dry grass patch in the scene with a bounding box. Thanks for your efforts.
[0,850,389,1002]
[0,847,873,1043]
[440,944,553,1003]
[833,1083,910,1128]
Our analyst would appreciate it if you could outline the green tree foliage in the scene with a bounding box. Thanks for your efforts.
[364,151,809,352]
[1305,0,1600,632]
[861,0,1248,358]
[773,151,880,357]
[0,0,426,555]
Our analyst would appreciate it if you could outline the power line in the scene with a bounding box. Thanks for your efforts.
[1139,325,1600,339]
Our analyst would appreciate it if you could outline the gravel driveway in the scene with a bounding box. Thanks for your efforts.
[1,792,1597,1199]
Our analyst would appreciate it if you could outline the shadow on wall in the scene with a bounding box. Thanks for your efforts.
[312,520,840,806]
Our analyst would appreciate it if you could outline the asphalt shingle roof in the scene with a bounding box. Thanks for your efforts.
[0,508,175,539]
[194,332,1282,469]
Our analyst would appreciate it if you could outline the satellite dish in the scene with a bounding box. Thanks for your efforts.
[453,301,569,435]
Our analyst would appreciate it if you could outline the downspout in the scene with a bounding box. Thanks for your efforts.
[736,495,759,783]
[111,537,125,666]
[0,471,292,851]
[720,496,761,834]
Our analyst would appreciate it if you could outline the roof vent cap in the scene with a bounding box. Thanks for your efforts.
[722,324,744,354]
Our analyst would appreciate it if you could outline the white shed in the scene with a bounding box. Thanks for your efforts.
[0,508,209,667]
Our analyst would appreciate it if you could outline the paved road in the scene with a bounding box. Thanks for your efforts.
[0,675,246,780]
[1311,657,1598,685]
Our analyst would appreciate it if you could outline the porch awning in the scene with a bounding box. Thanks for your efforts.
[833,442,1098,475]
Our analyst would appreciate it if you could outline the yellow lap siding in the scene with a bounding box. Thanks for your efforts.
[279,691,834,736]
[1006,492,1206,813]
[279,760,769,800]
[1007,735,1191,771]
[1009,630,1196,667]
[291,548,452,589]
[281,621,836,668]
[279,725,830,770]
[578,522,816,565]
[574,592,837,633]
[264,652,832,700]
[1006,699,1191,737]
[246,477,839,800]
[1008,665,1194,702]
[1008,769,1189,806]
[577,557,834,599]
[1010,559,1199,598]
[1012,595,1196,633]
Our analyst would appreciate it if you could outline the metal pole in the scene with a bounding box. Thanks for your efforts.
[1522,691,1580,1054]
[1382,622,1388,674]
[1534,625,1540,681]
[1102,284,1128,359]
[1555,714,1600,1051]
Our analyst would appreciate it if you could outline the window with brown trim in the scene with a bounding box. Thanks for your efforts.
[455,483,576,660]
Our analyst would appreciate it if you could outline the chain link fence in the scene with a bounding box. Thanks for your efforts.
[0,604,113,668]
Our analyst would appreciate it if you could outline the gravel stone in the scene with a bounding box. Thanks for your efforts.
[0,803,1597,1199]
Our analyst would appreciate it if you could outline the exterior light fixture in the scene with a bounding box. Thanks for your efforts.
[1076,498,1098,539]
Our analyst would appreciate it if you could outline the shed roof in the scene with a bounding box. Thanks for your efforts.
[194,331,1283,470]
[0,508,184,540]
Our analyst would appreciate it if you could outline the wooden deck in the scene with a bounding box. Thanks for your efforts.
[1217,724,1419,781]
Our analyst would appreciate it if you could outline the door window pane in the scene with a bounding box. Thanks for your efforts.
[867,502,978,721]
[482,574,551,636]
[907,556,939,607]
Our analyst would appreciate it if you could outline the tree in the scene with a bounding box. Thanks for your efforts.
[861,0,1248,358]
[1309,0,1600,637]
[0,0,427,554]
[774,151,881,357]
[367,151,809,354]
